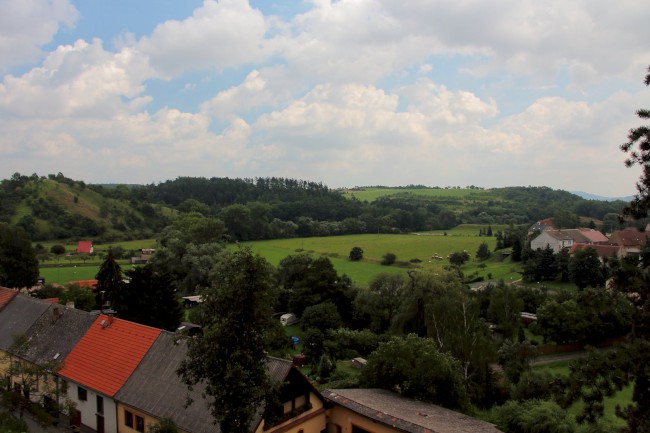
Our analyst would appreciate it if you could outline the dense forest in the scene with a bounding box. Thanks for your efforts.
[0,172,630,242]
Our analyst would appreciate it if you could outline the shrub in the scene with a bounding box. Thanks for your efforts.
[381,252,396,266]
[349,247,363,261]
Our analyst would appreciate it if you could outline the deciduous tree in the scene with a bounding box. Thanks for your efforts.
[0,223,39,288]
[360,334,468,410]
[177,247,278,433]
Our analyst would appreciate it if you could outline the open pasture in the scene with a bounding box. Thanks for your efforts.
[39,263,135,285]
[340,187,498,202]
[240,224,519,286]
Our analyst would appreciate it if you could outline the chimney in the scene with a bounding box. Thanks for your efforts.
[52,307,63,323]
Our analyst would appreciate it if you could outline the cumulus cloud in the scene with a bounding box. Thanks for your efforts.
[137,0,270,78]
[0,0,647,196]
[0,38,152,118]
[0,0,78,70]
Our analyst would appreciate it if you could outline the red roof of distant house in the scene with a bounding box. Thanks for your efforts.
[610,228,647,247]
[58,315,161,397]
[0,287,18,311]
[568,243,622,258]
[577,228,609,243]
[77,241,93,254]
[69,280,97,288]
[43,298,60,304]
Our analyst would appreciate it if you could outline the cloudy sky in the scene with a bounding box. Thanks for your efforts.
[1,0,649,197]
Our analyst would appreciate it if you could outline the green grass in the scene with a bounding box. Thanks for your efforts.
[39,226,524,287]
[340,187,498,202]
[39,263,135,285]
[240,226,522,286]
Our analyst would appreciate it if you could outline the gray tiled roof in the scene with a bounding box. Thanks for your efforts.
[322,389,503,433]
[17,304,96,365]
[114,331,218,433]
[115,333,300,433]
[0,294,51,351]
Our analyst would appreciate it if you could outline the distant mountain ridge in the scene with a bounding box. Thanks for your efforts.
[571,191,633,202]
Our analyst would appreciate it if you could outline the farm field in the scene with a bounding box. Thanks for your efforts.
[38,225,523,287]
[240,224,522,286]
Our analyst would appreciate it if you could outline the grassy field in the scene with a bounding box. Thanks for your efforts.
[532,360,631,427]
[39,263,136,284]
[239,224,521,286]
[340,187,498,202]
[38,226,523,287]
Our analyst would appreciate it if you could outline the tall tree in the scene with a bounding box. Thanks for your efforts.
[354,272,405,333]
[120,265,183,331]
[0,223,39,288]
[392,270,496,399]
[177,247,278,433]
[568,247,604,289]
[95,248,123,310]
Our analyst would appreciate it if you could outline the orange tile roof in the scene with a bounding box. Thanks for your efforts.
[58,315,161,397]
[0,286,18,311]
[68,280,97,288]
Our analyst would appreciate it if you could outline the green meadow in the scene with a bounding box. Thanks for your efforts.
[38,225,523,287]
[340,187,497,202]
[240,224,521,286]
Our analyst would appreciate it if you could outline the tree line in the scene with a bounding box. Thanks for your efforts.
[0,172,630,243]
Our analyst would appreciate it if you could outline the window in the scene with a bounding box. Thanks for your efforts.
[135,415,145,433]
[352,425,373,433]
[96,396,103,415]
[125,410,134,428]
[77,386,87,401]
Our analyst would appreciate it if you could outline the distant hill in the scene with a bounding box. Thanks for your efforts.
[0,173,630,242]
[571,191,633,202]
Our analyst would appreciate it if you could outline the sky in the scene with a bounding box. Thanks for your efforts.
[1,0,649,197]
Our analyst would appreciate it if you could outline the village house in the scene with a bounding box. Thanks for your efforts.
[530,230,576,253]
[527,218,555,236]
[57,315,161,433]
[77,241,94,254]
[568,243,624,261]
[0,287,503,433]
[530,228,609,254]
[609,227,648,257]
[323,388,502,433]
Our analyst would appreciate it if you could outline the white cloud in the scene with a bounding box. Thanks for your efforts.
[137,0,269,78]
[0,0,647,197]
[0,39,152,118]
[0,0,78,70]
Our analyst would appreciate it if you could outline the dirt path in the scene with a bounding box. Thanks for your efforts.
[530,351,589,366]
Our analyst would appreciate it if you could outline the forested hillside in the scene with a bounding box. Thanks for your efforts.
[0,172,629,242]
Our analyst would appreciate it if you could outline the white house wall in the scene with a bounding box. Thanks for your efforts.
[64,380,117,433]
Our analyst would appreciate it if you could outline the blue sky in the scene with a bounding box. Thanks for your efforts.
[1,0,649,197]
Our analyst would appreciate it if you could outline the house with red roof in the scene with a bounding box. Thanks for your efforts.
[610,228,648,257]
[58,315,161,433]
[568,243,624,261]
[77,240,94,254]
